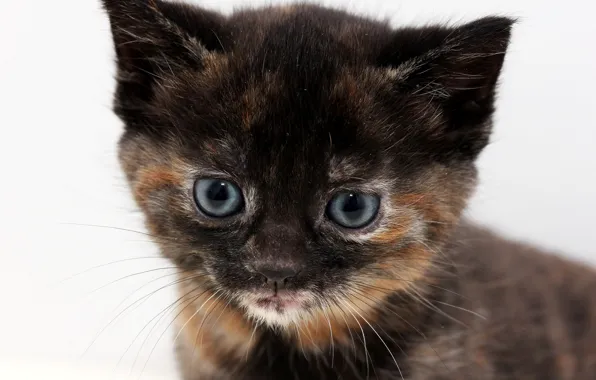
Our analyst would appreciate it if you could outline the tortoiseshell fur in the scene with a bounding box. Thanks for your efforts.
[102,1,596,379]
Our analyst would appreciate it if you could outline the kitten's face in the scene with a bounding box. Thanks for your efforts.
[105,1,511,328]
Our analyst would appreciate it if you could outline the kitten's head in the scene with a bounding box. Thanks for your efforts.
[104,0,512,328]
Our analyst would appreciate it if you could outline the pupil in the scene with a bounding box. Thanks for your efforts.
[342,193,362,213]
[208,182,229,203]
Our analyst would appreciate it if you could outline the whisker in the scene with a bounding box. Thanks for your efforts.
[124,274,209,317]
[84,267,177,296]
[326,296,370,380]
[412,238,455,266]
[406,288,468,328]
[114,283,202,373]
[348,288,449,372]
[246,321,260,362]
[110,272,181,316]
[138,286,217,380]
[79,274,202,359]
[347,294,405,349]
[341,298,404,380]
[197,290,226,349]
[328,297,357,357]
[172,288,217,344]
[434,300,486,320]
[319,297,335,368]
[59,222,181,243]
[209,292,234,330]
[296,318,322,355]
[338,297,370,380]
[187,288,221,369]
[54,256,166,285]
[352,270,468,300]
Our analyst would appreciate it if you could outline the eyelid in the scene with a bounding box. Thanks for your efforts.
[328,176,395,197]
[326,184,383,199]
[184,168,242,189]
[190,169,236,180]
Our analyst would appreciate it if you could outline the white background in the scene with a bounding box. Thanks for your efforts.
[0,0,595,379]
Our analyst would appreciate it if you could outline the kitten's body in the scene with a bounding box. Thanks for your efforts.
[101,1,596,379]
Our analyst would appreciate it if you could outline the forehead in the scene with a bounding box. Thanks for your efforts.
[155,68,389,193]
[197,74,382,179]
[150,9,400,183]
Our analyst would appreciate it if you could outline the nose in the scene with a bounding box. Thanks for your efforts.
[256,266,300,284]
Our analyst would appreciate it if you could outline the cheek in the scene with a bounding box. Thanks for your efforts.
[368,211,416,245]
[343,191,465,297]
[345,243,434,307]
[133,166,185,206]
[368,191,463,247]
[130,165,190,236]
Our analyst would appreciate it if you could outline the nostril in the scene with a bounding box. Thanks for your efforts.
[255,266,299,284]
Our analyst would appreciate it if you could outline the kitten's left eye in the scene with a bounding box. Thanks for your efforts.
[326,191,380,229]
[193,179,244,217]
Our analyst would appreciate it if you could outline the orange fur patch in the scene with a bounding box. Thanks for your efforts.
[369,194,424,245]
[240,73,280,130]
[134,166,183,204]
[392,192,461,241]
[358,243,432,294]
[241,85,260,130]
[289,191,448,353]
[370,216,412,244]
[300,188,460,353]
[290,306,357,351]
[289,244,432,352]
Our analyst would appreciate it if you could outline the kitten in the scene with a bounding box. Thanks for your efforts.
[102,1,596,379]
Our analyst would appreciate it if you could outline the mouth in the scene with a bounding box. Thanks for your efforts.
[241,289,312,326]
[254,290,303,311]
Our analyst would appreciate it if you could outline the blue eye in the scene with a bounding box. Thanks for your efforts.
[193,179,244,218]
[326,192,380,229]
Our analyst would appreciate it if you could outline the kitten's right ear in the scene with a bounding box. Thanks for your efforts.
[102,0,227,126]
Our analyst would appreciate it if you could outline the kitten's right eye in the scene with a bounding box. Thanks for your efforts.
[193,179,244,218]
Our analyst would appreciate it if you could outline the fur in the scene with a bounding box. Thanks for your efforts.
[101,1,596,379]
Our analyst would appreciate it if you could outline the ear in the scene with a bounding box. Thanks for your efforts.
[379,17,514,158]
[102,0,227,127]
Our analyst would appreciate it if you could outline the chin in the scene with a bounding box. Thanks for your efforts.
[238,289,316,329]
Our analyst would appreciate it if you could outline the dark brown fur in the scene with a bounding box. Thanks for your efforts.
[101,1,596,379]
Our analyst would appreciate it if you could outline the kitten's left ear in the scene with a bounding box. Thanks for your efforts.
[380,17,514,158]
